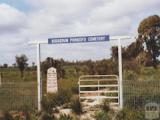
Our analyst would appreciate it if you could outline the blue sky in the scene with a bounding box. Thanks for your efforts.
[0,0,160,65]
[0,0,31,12]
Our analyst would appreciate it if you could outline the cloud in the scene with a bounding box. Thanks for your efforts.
[0,0,160,65]
[0,4,27,34]
[90,0,160,22]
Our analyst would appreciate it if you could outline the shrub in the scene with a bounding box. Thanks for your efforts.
[94,111,108,120]
[124,70,138,80]
[41,89,73,113]
[123,60,140,73]
[20,105,31,120]
[41,95,56,113]
[71,85,79,94]
[115,108,144,120]
[70,97,82,115]
[0,111,14,120]
[101,100,110,113]
[58,114,73,120]
[56,89,72,105]
[39,112,55,120]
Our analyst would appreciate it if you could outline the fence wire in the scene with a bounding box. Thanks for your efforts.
[0,82,37,111]
[123,80,160,109]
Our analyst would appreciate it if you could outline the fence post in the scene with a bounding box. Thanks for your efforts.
[118,38,123,109]
[37,43,42,111]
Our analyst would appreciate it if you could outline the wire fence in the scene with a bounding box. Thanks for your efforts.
[0,82,37,111]
[123,80,160,109]
[1,78,160,112]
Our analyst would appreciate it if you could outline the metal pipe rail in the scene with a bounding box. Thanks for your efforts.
[78,75,120,107]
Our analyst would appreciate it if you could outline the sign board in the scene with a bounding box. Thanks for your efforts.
[47,67,58,93]
[48,35,109,44]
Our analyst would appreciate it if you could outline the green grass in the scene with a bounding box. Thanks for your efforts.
[0,67,78,111]
[1,66,160,119]
[0,68,37,82]
[0,82,37,111]
[123,79,160,109]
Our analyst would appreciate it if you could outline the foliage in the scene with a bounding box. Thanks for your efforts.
[111,15,160,69]
[70,97,82,115]
[15,54,28,78]
[4,111,13,120]
[41,57,65,79]
[58,114,73,120]
[101,100,110,113]
[20,105,31,120]
[39,112,54,120]
[115,108,144,120]
[94,111,108,120]
[123,60,141,73]
[138,15,160,68]
[41,89,72,113]
[55,89,72,106]
[124,70,138,80]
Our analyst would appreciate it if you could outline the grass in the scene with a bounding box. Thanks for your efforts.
[0,82,37,111]
[0,68,37,111]
[0,66,160,119]
[123,79,160,109]
[0,68,37,82]
[0,67,78,111]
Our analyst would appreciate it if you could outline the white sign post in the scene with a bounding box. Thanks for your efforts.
[47,67,58,93]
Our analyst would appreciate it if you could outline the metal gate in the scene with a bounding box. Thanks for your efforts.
[78,75,119,108]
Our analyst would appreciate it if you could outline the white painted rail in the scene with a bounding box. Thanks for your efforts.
[78,75,120,107]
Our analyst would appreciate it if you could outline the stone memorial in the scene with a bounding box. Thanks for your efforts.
[47,67,58,93]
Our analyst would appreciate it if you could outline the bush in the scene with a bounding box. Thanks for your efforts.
[56,89,72,105]
[0,111,13,120]
[124,70,138,80]
[41,94,56,113]
[41,89,72,113]
[70,97,82,115]
[94,111,108,120]
[58,114,73,120]
[115,108,144,120]
[71,85,79,94]
[39,112,55,120]
[101,100,110,113]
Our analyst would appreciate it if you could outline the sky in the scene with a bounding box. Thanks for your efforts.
[0,0,160,66]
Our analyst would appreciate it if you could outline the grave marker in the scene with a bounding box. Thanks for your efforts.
[47,67,58,93]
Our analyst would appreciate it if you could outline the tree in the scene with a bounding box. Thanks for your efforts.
[12,63,16,68]
[16,54,28,78]
[3,64,8,68]
[41,57,65,79]
[138,15,160,68]
[111,15,160,68]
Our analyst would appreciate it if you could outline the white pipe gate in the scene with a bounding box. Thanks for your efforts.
[79,75,119,108]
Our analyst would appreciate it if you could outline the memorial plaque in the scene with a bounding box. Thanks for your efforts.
[47,67,58,93]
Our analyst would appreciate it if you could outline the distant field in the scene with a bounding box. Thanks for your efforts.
[0,68,37,82]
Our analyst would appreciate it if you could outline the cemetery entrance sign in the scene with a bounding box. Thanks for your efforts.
[48,35,109,44]
[29,35,131,111]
